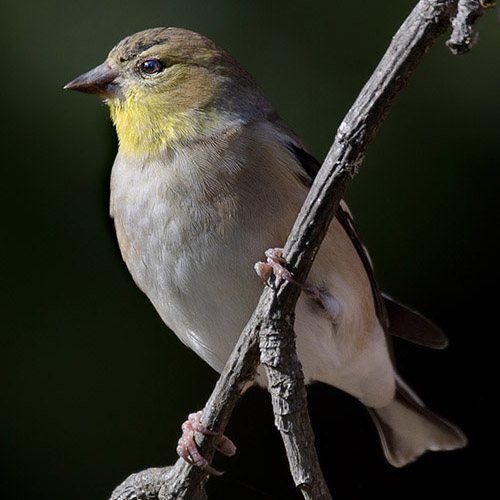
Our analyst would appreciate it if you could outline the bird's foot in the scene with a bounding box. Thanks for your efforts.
[254,248,294,284]
[254,248,341,322]
[255,248,319,296]
[176,410,236,476]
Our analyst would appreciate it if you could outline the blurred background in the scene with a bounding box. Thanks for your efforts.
[2,0,498,498]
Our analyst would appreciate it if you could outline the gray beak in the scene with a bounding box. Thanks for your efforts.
[64,62,120,98]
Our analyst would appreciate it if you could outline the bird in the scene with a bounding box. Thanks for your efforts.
[65,27,467,471]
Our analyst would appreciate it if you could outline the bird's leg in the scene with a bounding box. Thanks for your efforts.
[176,410,237,476]
[255,248,341,323]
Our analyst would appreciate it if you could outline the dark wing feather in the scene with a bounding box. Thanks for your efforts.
[334,204,391,330]
[382,295,448,349]
[286,143,321,184]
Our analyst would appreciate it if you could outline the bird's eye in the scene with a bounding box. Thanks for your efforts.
[139,59,165,76]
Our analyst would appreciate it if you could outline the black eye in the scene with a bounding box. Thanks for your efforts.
[139,59,165,75]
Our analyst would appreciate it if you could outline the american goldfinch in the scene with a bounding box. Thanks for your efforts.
[65,27,466,469]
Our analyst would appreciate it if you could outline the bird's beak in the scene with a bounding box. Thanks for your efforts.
[64,62,120,98]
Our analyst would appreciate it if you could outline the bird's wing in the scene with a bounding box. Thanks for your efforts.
[283,139,448,349]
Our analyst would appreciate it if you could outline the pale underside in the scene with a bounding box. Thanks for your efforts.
[110,119,395,409]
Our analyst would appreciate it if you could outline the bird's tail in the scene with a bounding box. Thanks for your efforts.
[367,376,467,467]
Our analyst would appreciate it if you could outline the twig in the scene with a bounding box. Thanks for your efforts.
[446,0,491,54]
[109,1,488,499]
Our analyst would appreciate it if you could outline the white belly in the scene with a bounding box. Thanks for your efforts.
[110,148,395,407]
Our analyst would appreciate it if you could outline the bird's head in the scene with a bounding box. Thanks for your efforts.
[65,27,269,155]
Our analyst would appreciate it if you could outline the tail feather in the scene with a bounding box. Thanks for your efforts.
[368,379,467,467]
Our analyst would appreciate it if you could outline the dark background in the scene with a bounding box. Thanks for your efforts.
[2,1,498,498]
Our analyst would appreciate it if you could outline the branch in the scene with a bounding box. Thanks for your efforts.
[109,1,488,499]
[446,0,488,54]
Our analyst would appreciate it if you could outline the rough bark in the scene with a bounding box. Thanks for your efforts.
[447,0,489,54]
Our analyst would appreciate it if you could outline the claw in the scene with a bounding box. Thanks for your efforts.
[255,248,341,323]
[254,261,273,284]
[254,247,301,287]
[217,434,237,456]
[254,248,294,285]
[176,410,236,476]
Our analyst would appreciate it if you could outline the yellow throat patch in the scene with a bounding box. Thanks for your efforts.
[106,65,215,156]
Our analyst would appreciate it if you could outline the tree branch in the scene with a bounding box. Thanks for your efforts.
[109,1,488,499]
[446,0,491,54]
